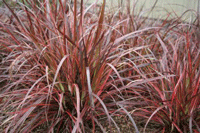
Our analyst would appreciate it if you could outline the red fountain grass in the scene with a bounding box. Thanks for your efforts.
[0,0,150,132]
[129,20,200,132]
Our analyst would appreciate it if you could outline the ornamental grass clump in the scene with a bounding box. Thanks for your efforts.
[0,0,151,132]
[130,17,200,133]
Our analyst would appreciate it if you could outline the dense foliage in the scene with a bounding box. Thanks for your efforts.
[0,0,199,132]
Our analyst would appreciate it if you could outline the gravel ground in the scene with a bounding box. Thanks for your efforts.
[96,115,159,133]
